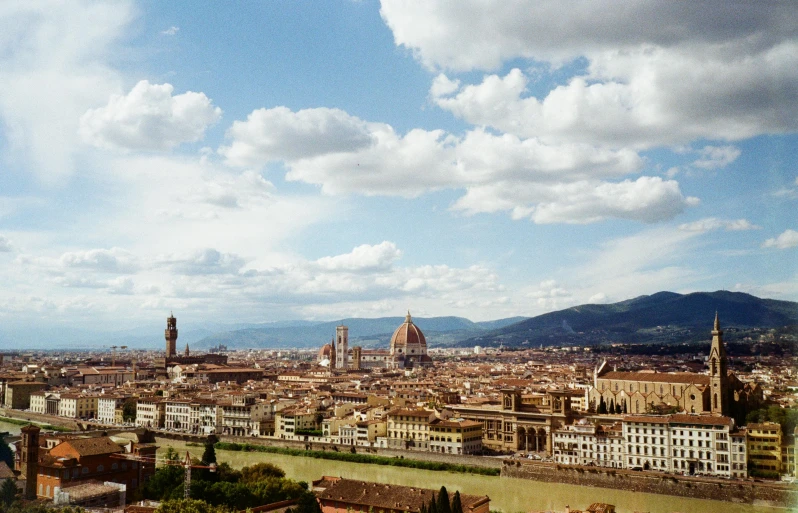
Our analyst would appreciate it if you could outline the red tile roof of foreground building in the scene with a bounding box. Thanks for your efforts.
[313,477,489,513]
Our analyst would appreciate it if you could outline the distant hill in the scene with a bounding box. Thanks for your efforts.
[194,315,529,350]
[458,291,798,348]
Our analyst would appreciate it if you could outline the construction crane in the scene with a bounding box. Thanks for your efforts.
[112,451,216,498]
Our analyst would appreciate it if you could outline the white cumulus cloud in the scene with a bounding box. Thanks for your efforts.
[762,229,798,249]
[80,80,222,151]
[316,241,402,272]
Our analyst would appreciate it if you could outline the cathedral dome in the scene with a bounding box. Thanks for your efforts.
[318,343,333,360]
[390,312,426,355]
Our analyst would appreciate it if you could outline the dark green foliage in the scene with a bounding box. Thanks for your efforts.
[295,429,324,437]
[451,491,463,513]
[428,494,438,513]
[213,462,242,483]
[0,435,13,468]
[122,399,137,422]
[213,443,500,476]
[292,491,322,513]
[202,435,218,465]
[598,396,607,414]
[745,406,798,434]
[437,486,451,513]
[609,399,615,415]
[143,463,185,501]
[1,478,19,507]
[240,462,285,483]
[155,498,232,513]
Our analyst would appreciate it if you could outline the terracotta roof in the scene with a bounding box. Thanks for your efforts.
[600,371,710,385]
[0,461,14,479]
[316,478,488,513]
[51,436,123,458]
[624,414,732,427]
[390,312,427,349]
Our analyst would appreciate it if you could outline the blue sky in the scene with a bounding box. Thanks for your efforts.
[0,1,797,331]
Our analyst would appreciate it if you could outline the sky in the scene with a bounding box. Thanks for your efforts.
[0,0,797,333]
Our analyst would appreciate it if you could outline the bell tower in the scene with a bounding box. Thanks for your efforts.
[165,313,178,358]
[708,312,729,415]
[335,325,348,370]
[19,424,40,499]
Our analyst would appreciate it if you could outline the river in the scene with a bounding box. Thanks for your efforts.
[0,420,789,512]
[154,438,790,513]
[0,418,24,435]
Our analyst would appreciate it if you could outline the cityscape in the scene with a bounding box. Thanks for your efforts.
[1,2,798,513]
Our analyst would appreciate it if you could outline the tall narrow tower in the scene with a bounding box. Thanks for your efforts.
[335,325,348,370]
[708,312,729,415]
[165,313,178,358]
[19,424,40,499]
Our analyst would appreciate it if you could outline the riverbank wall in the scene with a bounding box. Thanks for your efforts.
[501,460,797,508]
[0,408,80,431]
[157,431,503,469]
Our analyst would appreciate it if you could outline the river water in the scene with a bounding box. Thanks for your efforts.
[0,420,789,513]
[154,438,789,513]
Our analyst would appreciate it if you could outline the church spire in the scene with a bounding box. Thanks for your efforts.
[709,312,728,414]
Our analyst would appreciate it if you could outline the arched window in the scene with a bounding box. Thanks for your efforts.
[97,465,104,472]
[713,393,718,409]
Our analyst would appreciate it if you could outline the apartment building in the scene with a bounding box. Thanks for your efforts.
[386,408,435,451]
[275,408,318,439]
[554,420,625,468]
[58,394,98,419]
[625,414,740,478]
[747,422,782,474]
[428,418,483,455]
[218,394,270,437]
[97,396,129,425]
[135,397,165,429]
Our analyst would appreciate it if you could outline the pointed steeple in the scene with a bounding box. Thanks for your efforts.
[184,343,190,357]
[713,311,721,333]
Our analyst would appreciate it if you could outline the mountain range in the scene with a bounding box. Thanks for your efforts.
[458,290,798,348]
[3,291,796,351]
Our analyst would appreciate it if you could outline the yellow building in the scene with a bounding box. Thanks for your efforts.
[747,422,782,474]
[429,418,483,455]
[57,394,98,419]
[387,408,435,451]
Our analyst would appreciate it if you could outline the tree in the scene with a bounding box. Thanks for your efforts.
[0,435,13,469]
[428,493,438,513]
[240,462,286,483]
[155,498,231,513]
[598,396,607,414]
[122,399,137,422]
[202,435,218,465]
[436,486,451,513]
[450,491,463,513]
[293,491,322,513]
[622,400,627,414]
[1,478,19,507]
[609,399,615,415]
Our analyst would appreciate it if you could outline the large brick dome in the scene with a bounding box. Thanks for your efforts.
[390,312,427,356]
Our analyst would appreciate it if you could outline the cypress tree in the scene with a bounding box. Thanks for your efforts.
[598,396,607,414]
[437,487,451,513]
[451,491,463,513]
[428,494,438,513]
[609,399,615,415]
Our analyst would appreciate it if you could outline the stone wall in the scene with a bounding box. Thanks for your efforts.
[155,431,503,469]
[501,460,797,508]
[0,408,80,431]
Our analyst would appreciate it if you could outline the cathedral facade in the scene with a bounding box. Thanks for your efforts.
[587,314,762,423]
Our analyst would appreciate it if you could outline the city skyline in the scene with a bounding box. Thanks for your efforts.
[1,1,797,331]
